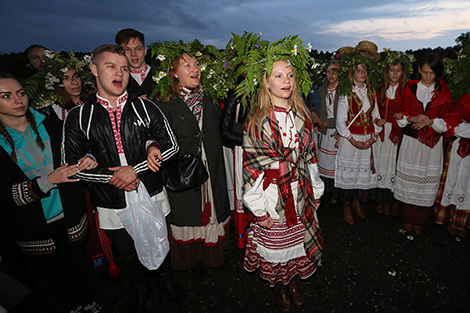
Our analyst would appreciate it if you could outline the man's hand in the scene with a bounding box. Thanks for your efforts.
[147,146,162,172]
[108,166,138,189]
[123,178,140,191]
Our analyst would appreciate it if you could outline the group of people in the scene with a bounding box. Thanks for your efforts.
[0,29,468,313]
[309,40,469,242]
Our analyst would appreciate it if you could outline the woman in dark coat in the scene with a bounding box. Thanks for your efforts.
[149,46,230,275]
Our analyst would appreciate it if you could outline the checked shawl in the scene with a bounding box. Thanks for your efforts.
[243,108,323,263]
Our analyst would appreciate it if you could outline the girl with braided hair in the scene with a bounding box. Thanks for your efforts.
[0,73,100,312]
[243,59,324,312]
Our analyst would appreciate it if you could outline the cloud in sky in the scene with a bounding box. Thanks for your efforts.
[0,0,468,53]
[318,1,470,44]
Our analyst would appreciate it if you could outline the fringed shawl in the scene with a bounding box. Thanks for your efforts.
[243,108,323,263]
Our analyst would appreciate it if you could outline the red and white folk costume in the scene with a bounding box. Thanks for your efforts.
[434,93,470,232]
[243,106,324,286]
[335,84,381,199]
[375,83,402,194]
[393,79,454,225]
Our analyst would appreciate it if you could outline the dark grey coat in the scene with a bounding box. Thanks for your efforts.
[157,95,230,227]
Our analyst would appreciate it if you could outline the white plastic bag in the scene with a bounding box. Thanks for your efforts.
[123,184,170,270]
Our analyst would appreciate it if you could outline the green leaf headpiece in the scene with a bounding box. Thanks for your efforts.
[234,35,312,110]
[24,50,93,109]
[377,48,415,83]
[221,31,269,91]
[337,50,381,96]
[150,39,226,102]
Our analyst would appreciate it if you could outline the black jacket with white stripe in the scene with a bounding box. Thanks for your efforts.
[62,94,179,209]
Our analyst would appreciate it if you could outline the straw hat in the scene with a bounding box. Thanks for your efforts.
[356,41,381,62]
[336,46,356,58]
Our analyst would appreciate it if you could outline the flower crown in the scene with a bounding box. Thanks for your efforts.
[309,56,331,87]
[220,31,269,91]
[24,50,93,109]
[150,39,226,101]
[445,43,470,100]
[378,48,415,82]
[234,35,312,110]
[337,50,381,96]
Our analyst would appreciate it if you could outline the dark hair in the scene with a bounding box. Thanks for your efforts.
[0,73,44,162]
[54,71,88,109]
[417,53,444,82]
[115,28,145,46]
[92,44,126,64]
[24,44,47,56]
[0,72,16,80]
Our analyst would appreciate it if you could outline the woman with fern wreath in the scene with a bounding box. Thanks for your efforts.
[241,37,324,312]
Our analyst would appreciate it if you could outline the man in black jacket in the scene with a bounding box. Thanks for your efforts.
[62,44,183,312]
[115,28,156,99]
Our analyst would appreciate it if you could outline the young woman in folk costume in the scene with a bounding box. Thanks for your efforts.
[0,73,100,313]
[434,45,470,238]
[316,59,341,203]
[219,32,269,249]
[335,50,382,225]
[149,40,230,277]
[240,37,324,312]
[392,53,455,233]
[374,50,413,215]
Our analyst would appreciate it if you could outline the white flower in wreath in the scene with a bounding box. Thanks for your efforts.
[200,64,207,71]
[196,51,202,57]
[60,67,69,73]
[83,55,92,63]
[213,84,218,90]
[207,74,212,79]
[291,45,298,56]
[44,50,55,59]
[253,78,258,86]
[152,76,160,83]
[209,69,215,75]
[157,55,166,61]
[158,71,167,78]
[307,43,312,53]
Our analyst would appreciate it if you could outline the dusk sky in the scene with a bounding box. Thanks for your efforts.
[1,0,469,54]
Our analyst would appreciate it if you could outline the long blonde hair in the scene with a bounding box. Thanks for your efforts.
[246,65,312,139]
